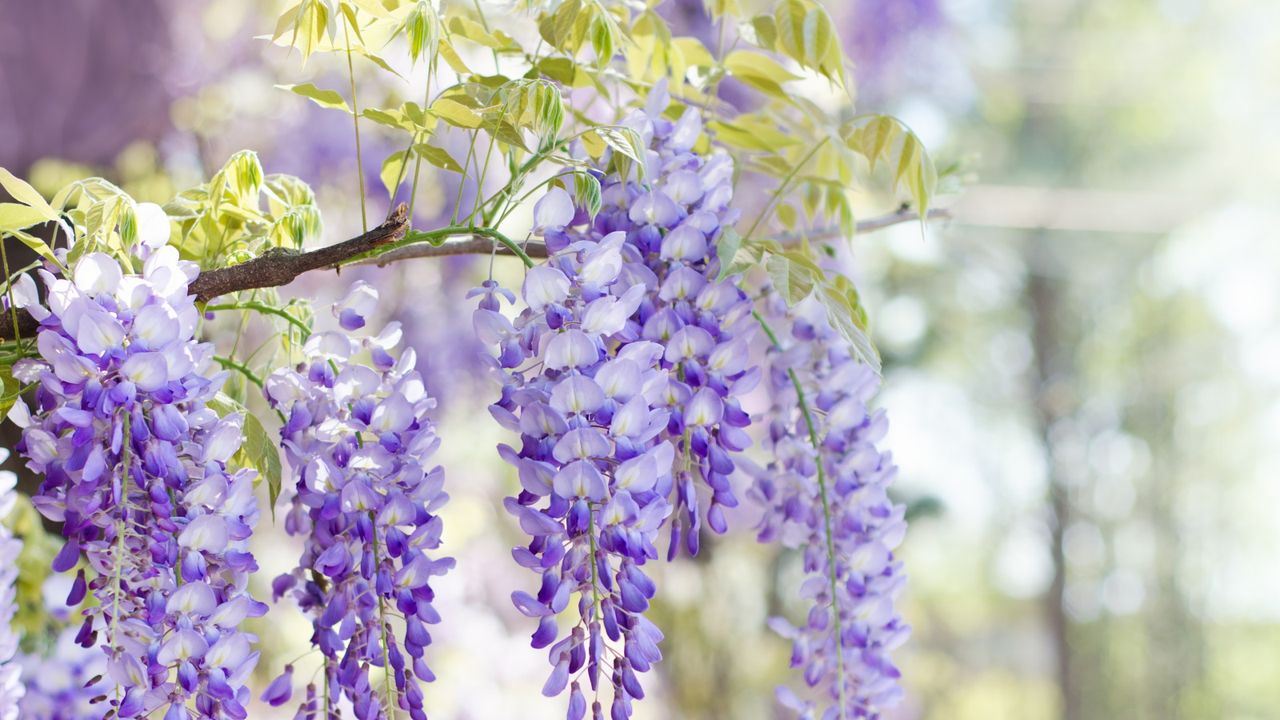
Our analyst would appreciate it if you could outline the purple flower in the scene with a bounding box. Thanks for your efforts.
[16,625,109,720]
[748,296,910,720]
[12,247,265,719]
[475,80,756,719]
[585,81,758,558]
[477,220,673,720]
[265,281,452,720]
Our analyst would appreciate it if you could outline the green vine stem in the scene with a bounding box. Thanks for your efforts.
[754,309,849,718]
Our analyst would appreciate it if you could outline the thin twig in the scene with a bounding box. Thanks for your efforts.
[355,236,550,265]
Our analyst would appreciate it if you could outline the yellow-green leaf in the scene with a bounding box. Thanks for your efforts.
[9,229,64,271]
[430,98,484,129]
[380,151,409,198]
[0,203,50,232]
[0,167,57,221]
[412,143,463,173]
[208,393,284,515]
[818,278,878,371]
[723,50,801,97]
[278,83,352,113]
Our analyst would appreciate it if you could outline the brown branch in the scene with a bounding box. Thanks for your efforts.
[0,205,410,342]
[0,205,947,343]
[770,207,952,245]
[351,207,952,267]
[189,204,409,303]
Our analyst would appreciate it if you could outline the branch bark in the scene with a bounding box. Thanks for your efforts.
[0,205,410,343]
[190,203,409,303]
[0,204,947,342]
[351,207,950,267]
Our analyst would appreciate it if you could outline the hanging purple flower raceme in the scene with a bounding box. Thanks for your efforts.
[10,246,267,720]
[1,456,22,720]
[477,81,757,719]
[265,281,452,720]
[475,226,680,720]
[584,81,757,559]
[749,297,909,720]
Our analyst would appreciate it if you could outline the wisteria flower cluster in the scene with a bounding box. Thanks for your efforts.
[593,85,758,559]
[265,281,453,720]
[474,83,757,719]
[11,246,266,719]
[1,453,22,720]
[749,298,910,720]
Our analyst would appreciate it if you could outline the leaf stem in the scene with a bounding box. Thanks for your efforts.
[348,224,534,268]
[0,238,23,347]
[742,137,829,244]
[109,411,132,703]
[754,309,848,719]
[371,512,399,715]
[206,301,312,337]
[343,19,369,232]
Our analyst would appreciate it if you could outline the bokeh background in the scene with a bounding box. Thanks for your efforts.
[2,0,1278,718]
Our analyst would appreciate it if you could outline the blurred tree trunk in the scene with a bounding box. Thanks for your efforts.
[1025,240,1081,720]
[1131,301,1205,719]
[0,0,172,173]
[0,0,174,505]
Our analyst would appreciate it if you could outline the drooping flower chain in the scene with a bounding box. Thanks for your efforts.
[750,298,910,720]
[475,84,755,720]
[265,281,453,720]
[12,248,266,720]
[591,87,757,559]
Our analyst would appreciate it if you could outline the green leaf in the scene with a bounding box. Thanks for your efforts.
[723,49,801,98]
[572,171,602,219]
[430,98,484,129]
[0,203,50,232]
[380,151,410,198]
[209,393,284,516]
[292,0,331,63]
[356,48,404,79]
[772,0,845,86]
[9,229,64,271]
[242,410,283,513]
[715,226,743,279]
[896,134,937,216]
[412,143,464,173]
[817,277,879,372]
[278,83,352,113]
[749,14,778,49]
[767,254,816,305]
[404,2,439,64]
[448,15,515,50]
[362,107,411,131]
[0,167,57,221]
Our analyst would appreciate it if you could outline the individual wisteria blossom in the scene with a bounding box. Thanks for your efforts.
[10,240,266,720]
[1,452,22,720]
[748,297,909,720]
[265,281,453,720]
[474,80,754,719]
